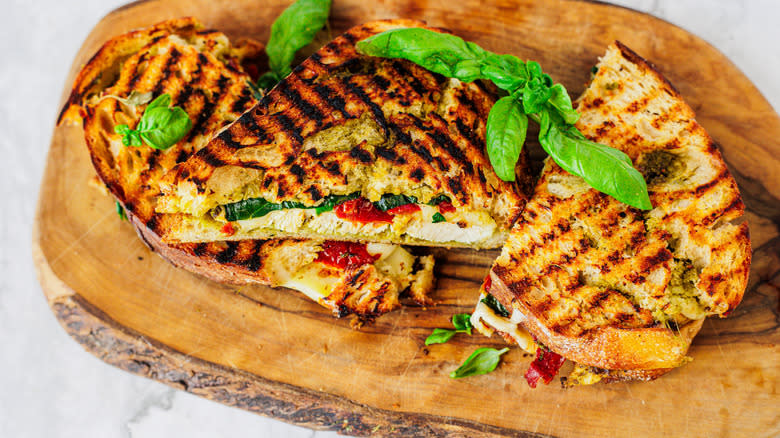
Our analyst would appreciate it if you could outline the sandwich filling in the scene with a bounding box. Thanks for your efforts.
[278,240,434,319]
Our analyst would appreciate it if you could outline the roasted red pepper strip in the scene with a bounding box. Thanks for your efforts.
[315,241,380,270]
[387,203,421,215]
[437,201,456,214]
[524,347,566,388]
[334,198,394,223]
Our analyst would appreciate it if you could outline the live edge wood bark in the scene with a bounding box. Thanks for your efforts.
[34,0,780,437]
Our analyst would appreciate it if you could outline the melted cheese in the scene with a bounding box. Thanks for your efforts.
[471,293,536,353]
[280,244,415,303]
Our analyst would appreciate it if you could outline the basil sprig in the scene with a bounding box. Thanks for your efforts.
[481,294,510,317]
[258,0,331,90]
[449,347,510,379]
[356,29,652,210]
[431,212,446,223]
[114,94,192,150]
[425,313,473,346]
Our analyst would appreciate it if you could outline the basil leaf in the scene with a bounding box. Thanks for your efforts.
[452,313,473,334]
[357,28,491,83]
[374,193,418,211]
[356,27,652,210]
[426,194,452,206]
[265,0,331,86]
[538,111,652,210]
[431,212,446,223]
[486,96,527,182]
[114,93,192,150]
[256,72,281,92]
[138,105,192,150]
[449,347,509,378]
[115,201,127,221]
[547,83,580,125]
[481,294,510,318]
[425,328,457,346]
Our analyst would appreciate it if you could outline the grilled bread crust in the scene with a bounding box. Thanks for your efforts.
[487,42,750,371]
[59,18,435,320]
[155,20,532,248]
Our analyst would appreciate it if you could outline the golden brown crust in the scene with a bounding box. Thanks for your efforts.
[156,20,530,247]
[61,18,435,322]
[486,42,750,371]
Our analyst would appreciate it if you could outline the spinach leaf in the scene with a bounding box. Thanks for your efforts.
[223,198,308,221]
[262,0,331,89]
[222,192,360,221]
[449,347,509,378]
[114,93,192,150]
[486,96,527,182]
[373,193,418,211]
[538,111,652,210]
[481,294,510,318]
[314,192,360,214]
[426,194,452,206]
[431,212,446,223]
[356,28,652,210]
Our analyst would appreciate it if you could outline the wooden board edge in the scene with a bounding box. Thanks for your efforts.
[35,258,547,438]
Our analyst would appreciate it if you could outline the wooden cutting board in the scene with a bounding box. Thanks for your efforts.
[33,0,780,436]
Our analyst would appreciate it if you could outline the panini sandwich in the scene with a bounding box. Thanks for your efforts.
[59,17,435,321]
[471,42,751,385]
[155,20,532,249]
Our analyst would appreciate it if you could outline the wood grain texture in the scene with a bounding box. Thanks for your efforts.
[34,0,780,436]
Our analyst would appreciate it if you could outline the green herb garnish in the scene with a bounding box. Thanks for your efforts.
[425,313,473,345]
[258,0,331,90]
[426,194,451,206]
[481,294,510,318]
[356,29,651,210]
[115,201,127,221]
[373,194,418,211]
[114,93,192,150]
[431,212,446,223]
[449,347,510,378]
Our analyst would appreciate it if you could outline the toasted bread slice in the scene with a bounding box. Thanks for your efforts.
[155,20,532,249]
[473,42,750,379]
[59,18,435,322]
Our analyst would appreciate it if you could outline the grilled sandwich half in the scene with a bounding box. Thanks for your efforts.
[471,42,751,385]
[155,20,533,249]
[59,17,435,322]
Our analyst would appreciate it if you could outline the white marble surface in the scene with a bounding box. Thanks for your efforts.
[2,1,778,437]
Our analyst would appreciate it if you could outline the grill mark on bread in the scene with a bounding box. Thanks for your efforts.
[313,84,350,118]
[152,48,183,96]
[215,241,239,264]
[191,75,231,137]
[344,79,388,135]
[275,113,304,144]
[277,78,328,128]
